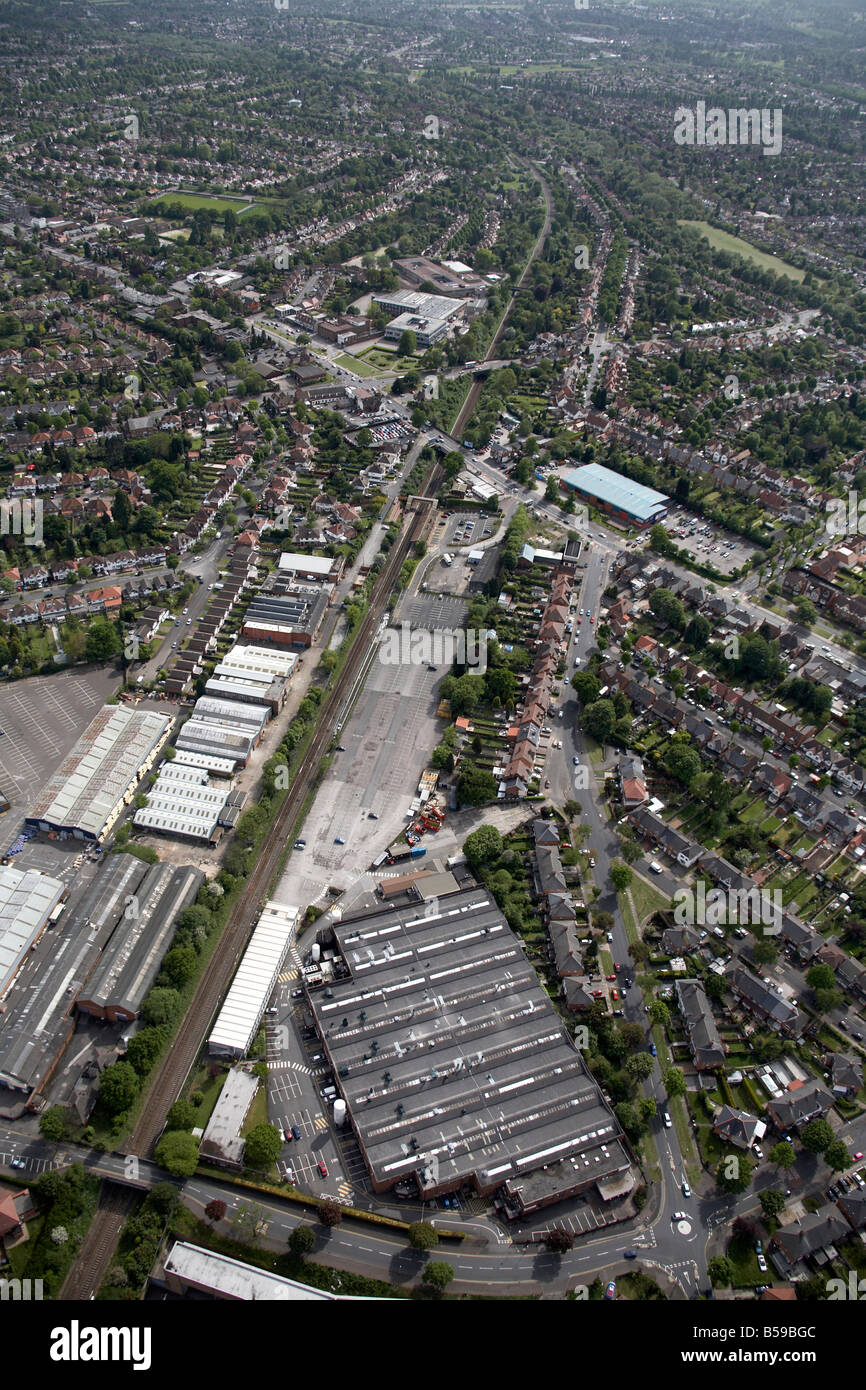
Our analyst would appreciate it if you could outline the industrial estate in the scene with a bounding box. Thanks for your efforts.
[0,0,864,1339]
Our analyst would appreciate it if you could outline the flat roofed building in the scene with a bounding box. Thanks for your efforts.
[277,552,341,583]
[26,706,172,841]
[208,901,298,1059]
[306,887,630,1214]
[242,589,329,649]
[562,463,669,528]
[76,863,203,1021]
[198,1067,258,1169]
[175,720,256,768]
[214,644,298,681]
[161,1242,368,1300]
[0,865,66,1000]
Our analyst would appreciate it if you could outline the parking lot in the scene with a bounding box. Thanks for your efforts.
[397,593,469,631]
[274,646,447,907]
[265,968,353,1202]
[0,667,120,854]
[440,511,495,550]
[663,507,761,576]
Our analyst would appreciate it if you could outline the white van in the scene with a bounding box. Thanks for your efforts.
[649,861,663,875]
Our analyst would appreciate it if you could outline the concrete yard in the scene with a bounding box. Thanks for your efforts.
[0,666,121,855]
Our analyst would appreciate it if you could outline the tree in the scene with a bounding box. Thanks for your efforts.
[398,329,417,356]
[408,1221,439,1251]
[463,825,503,870]
[205,1199,227,1224]
[626,1053,655,1084]
[716,1152,753,1193]
[243,1122,282,1170]
[141,987,181,1027]
[167,1100,198,1132]
[85,616,122,662]
[154,1131,199,1177]
[664,742,702,786]
[768,1141,796,1171]
[318,1199,343,1228]
[800,1118,833,1154]
[39,1106,68,1142]
[759,1189,786,1219]
[582,698,615,743]
[753,939,779,966]
[456,763,497,806]
[708,1256,734,1287]
[824,1140,851,1173]
[422,1261,454,1292]
[544,1227,574,1253]
[98,1060,139,1115]
[610,861,632,892]
[289,1224,316,1256]
[647,1001,670,1027]
[572,671,600,704]
[662,1066,686,1098]
[161,945,197,988]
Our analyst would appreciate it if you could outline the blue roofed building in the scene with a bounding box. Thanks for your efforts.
[561,463,669,528]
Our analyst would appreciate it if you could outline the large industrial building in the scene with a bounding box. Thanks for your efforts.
[76,862,203,1022]
[208,900,298,1059]
[241,588,330,650]
[160,1242,367,1301]
[26,706,173,841]
[304,886,633,1217]
[372,289,464,347]
[0,865,66,1001]
[198,1067,258,1169]
[561,463,669,529]
[0,855,199,1103]
[133,762,243,844]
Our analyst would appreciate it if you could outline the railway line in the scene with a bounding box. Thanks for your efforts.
[60,467,439,1299]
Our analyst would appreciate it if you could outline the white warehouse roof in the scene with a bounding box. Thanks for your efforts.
[26,706,171,840]
[208,901,298,1058]
[278,552,336,577]
[163,1242,359,1301]
[0,865,66,999]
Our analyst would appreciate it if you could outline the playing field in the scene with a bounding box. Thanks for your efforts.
[677,220,806,283]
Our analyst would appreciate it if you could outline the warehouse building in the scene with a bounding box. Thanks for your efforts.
[76,862,203,1022]
[198,1067,259,1169]
[173,720,256,769]
[204,673,288,713]
[133,762,238,844]
[189,696,269,741]
[26,706,173,841]
[172,750,237,779]
[161,1242,365,1301]
[372,290,464,346]
[0,855,148,1101]
[208,900,298,1059]
[0,865,67,1001]
[561,463,669,529]
[277,552,342,586]
[242,589,329,650]
[305,887,632,1215]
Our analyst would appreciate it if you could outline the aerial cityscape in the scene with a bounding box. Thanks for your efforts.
[0,0,864,1340]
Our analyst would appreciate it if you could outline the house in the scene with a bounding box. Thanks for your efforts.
[675,979,725,1070]
[770,1204,849,1273]
[618,755,647,808]
[660,925,700,956]
[712,1105,764,1150]
[766,1079,834,1132]
[727,965,805,1038]
[829,1053,862,1096]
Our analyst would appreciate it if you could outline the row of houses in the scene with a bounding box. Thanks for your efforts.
[499,567,574,798]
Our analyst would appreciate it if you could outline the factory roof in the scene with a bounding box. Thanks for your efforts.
[562,463,669,523]
[27,706,171,838]
[308,887,627,1196]
[208,901,298,1057]
[0,865,66,1000]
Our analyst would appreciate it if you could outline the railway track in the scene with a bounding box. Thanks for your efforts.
[61,467,438,1298]
[58,1184,136,1301]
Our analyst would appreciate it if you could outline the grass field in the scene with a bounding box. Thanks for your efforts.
[334,353,380,377]
[148,192,264,216]
[677,220,806,283]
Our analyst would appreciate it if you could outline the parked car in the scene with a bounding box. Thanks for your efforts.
[291,1125,301,1142]
[604,1280,616,1299]
[757,1254,768,1273]
[318,1160,329,1178]
[650,1043,657,1057]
